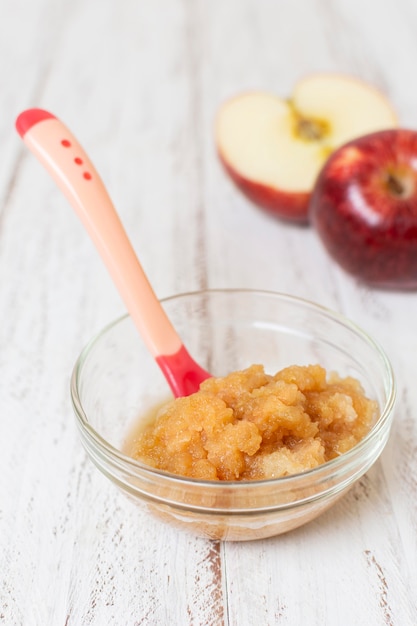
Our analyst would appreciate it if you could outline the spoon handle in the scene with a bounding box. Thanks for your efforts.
[16,109,210,396]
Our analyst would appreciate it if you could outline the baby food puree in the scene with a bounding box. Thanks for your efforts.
[128,364,377,481]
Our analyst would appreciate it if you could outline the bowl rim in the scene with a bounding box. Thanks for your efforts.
[70,288,397,490]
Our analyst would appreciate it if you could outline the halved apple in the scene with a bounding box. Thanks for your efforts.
[215,74,398,222]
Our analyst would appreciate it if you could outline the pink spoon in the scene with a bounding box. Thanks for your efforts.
[16,108,211,397]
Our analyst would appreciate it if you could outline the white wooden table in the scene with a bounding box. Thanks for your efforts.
[1,1,417,624]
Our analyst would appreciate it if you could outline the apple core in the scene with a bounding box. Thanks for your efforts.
[292,110,330,143]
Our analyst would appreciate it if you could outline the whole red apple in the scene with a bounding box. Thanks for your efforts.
[310,129,417,289]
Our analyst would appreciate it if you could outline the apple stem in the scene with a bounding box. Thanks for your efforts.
[386,174,405,197]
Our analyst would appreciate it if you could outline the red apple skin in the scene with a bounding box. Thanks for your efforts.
[310,129,417,289]
[219,154,310,224]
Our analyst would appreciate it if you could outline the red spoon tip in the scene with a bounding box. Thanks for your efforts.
[15,109,56,138]
[156,345,211,397]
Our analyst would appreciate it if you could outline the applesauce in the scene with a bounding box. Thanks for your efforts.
[127,364,377,481]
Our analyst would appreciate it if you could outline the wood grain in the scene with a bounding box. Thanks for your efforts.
[1,0,417,624]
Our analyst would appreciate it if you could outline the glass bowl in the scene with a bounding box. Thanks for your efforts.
[71,289,396,541]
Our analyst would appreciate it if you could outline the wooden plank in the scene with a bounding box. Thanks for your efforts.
[1,0,417,624]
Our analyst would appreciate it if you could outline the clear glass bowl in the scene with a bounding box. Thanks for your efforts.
[71,290,396,541]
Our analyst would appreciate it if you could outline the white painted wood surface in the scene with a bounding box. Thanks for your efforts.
[1,0,417,624]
